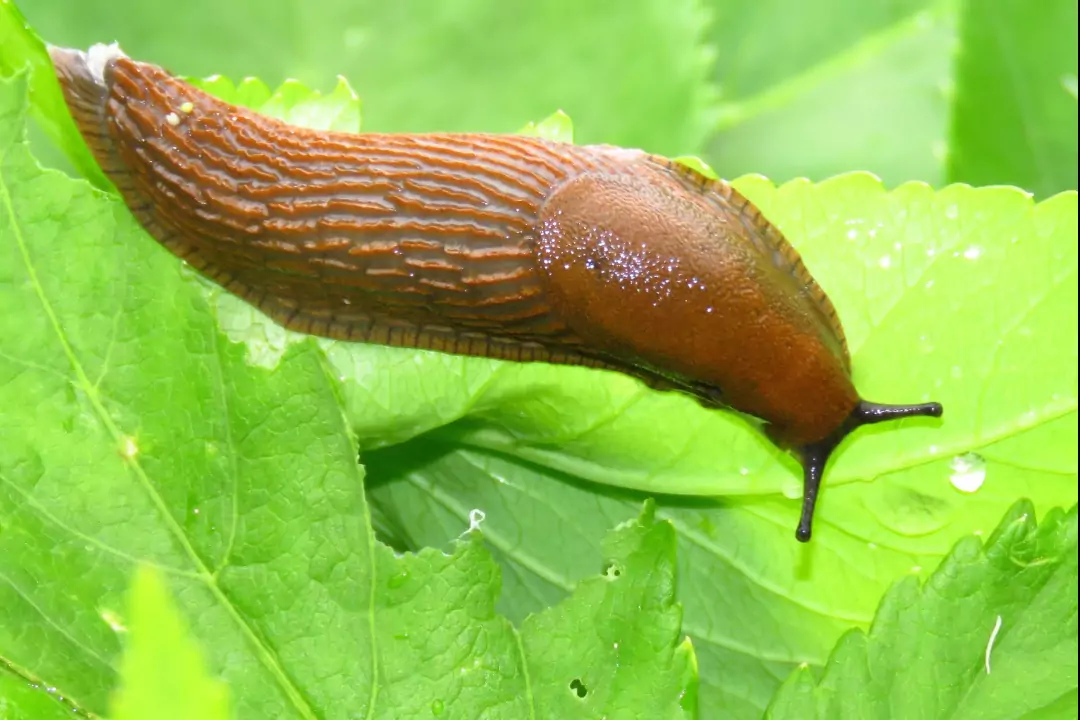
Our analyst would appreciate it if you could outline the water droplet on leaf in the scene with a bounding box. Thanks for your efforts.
[949,453,986,493]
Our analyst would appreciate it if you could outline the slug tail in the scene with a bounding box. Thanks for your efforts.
[47,44,129,180]
[794,399,943,542]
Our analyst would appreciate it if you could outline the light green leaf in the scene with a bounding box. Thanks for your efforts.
[766,501,1078,719]
[672,155,720,179]
[247,76,361,133]
[948,0,1078,198]
[188,74,361,132]
[345,174,1078,510]
[368,502,696,719]
[188,75,273,113]
[188,74,362,132]
[0,664,85,719]
[518,110,574,144]
[109,567,230,720]
[0,0,108,187]
[364,427,1078,718]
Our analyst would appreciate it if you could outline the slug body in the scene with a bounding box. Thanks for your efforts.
[50,44,942,541]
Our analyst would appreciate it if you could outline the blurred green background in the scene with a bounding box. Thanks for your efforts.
[22,0,1077,197]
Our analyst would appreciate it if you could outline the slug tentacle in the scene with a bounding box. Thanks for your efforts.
[50,43,944,543]
[794,400,944,541]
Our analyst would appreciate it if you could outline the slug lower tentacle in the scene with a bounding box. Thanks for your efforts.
[49,43,943,542]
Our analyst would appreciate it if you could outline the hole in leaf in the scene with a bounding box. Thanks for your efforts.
[602,561,622,580]
[569,678,588,698]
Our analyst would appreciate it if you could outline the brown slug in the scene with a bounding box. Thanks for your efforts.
[49,43,942,542]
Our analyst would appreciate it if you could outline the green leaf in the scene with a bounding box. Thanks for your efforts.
[0,67,380,717]
[703,0,955,186]
[0,67,694,717]
[518,110,575,144]
[0,664,86,719]
[341,174,1078,508]
[765,501,1078,719]
[948,0,1078,198]
[521,501,697,718]
[369,504,695,719]
[109,567,230,720]
[672,155,720,179]
[361,172,1076,717]
[189,75,362,133]
[190,75,273,112]
[364,427,1078,718]
[0,0,108,188]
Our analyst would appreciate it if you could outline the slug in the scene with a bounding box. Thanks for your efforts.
[49,43,942,542]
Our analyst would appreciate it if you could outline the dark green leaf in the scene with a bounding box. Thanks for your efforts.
[948,0,1078,197]
[20,0,717,156]
[703,0,953,186]
[766,501,1078,719]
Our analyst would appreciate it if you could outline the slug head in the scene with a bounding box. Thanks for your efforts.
[537,159,943,543]
[792,399,943,542]
[536,164,861,448]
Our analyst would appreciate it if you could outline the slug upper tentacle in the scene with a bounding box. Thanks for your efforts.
[49,43,943,542]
